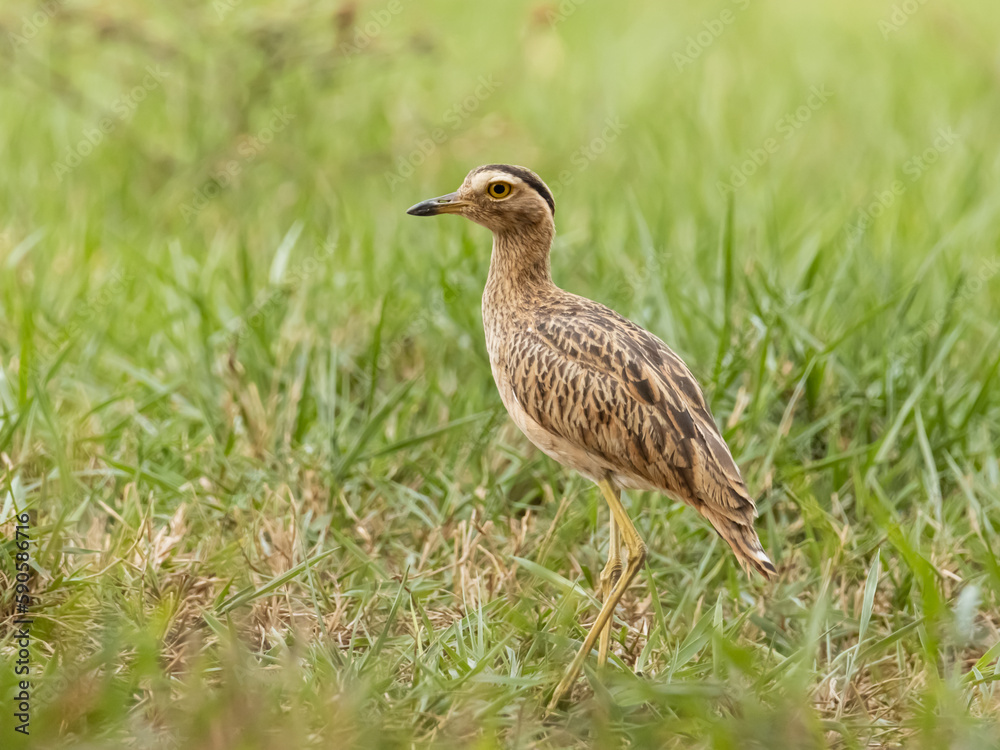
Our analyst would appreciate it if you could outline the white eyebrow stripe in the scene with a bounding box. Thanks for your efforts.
[469,170,525,192]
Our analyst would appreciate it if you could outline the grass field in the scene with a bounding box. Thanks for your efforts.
[2,0,1000,747]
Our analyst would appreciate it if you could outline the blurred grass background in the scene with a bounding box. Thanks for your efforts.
[1,0,1000,747]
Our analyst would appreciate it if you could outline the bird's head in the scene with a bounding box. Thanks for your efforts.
[406,164,555,235]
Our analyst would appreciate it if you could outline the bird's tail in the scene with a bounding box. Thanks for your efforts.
[710,511,777,580]
[737,528,777,580]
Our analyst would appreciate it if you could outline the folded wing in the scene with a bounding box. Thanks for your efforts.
[507,297,775,578]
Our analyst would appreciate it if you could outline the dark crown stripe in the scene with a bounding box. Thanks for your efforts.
[479,164,555,216]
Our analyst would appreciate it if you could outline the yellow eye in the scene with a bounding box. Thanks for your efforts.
[488,182,511,199]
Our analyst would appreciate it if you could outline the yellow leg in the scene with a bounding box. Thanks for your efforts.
[548,478,646,712]
[597,514,621,668]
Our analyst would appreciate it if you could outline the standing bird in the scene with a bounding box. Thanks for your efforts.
[407,164,775,710]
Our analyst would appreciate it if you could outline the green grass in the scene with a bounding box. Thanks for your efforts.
[2,0,1000,747]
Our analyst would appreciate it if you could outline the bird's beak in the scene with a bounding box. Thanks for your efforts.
[406,192,466,217]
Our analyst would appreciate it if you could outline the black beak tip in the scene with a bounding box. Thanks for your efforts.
[407,193,461,217]
[406,203,434,217]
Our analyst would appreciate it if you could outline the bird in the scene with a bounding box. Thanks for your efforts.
[407,164,776,711]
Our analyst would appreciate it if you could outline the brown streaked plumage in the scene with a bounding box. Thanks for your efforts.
[407,164,775,711]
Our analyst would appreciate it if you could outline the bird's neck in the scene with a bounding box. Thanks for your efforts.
[484,221,556,305]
